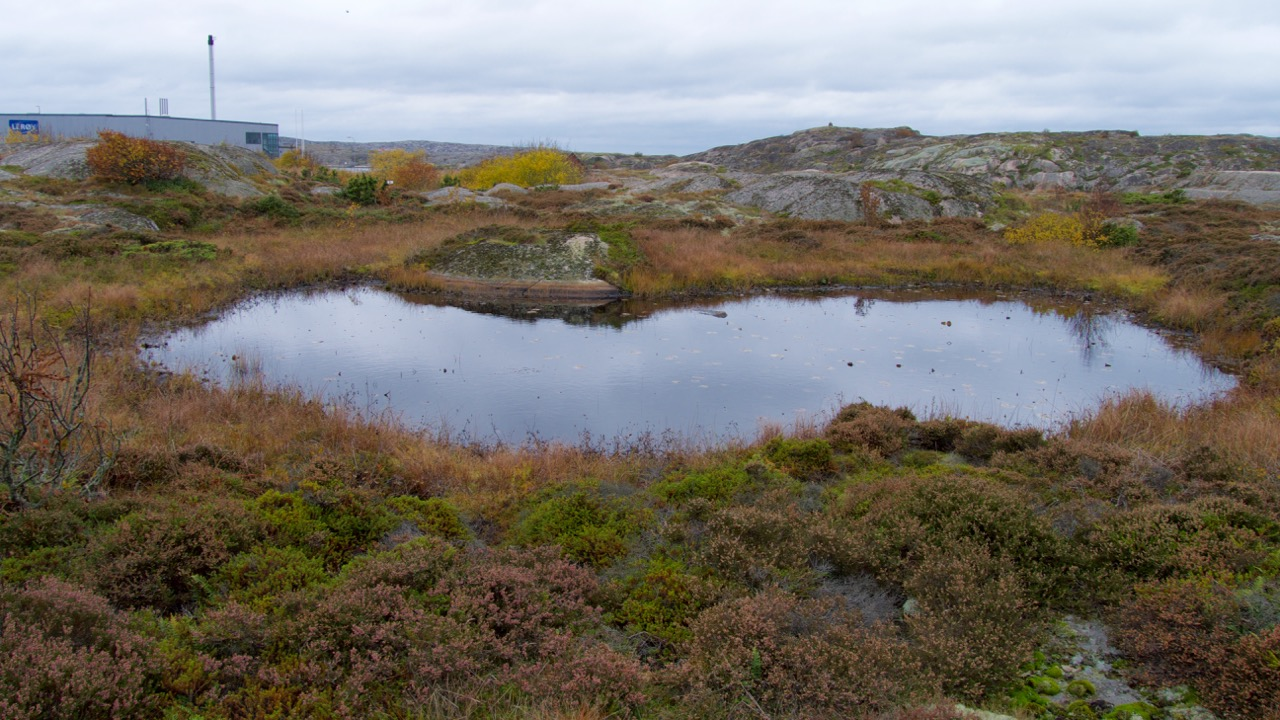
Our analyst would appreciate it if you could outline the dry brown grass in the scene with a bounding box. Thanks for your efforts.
[1068,388,1280,472]
[1151,286,1228,331]
[622,225,1166,299]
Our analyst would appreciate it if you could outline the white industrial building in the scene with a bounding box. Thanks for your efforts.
[2,113,280,157]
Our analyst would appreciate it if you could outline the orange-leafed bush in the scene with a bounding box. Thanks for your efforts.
[369,149,439,191]
[85,131,185,185]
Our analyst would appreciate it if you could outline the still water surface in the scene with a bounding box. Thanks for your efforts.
[144,287,1234,443]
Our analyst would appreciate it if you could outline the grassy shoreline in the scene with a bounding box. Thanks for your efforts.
[2,177,1279,718]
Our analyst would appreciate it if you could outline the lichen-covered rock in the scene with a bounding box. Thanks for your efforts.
[1182,170,1280,205]
[74,207,160,232]
[1,141,95,179]
[416,226,621,300]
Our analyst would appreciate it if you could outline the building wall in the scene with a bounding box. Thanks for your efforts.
[2,113,280,156]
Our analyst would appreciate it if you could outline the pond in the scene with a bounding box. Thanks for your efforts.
[143,287,1235,444]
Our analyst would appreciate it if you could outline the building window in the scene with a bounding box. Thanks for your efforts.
[245,132,262,145]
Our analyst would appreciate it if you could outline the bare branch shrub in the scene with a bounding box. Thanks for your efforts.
[0,295,115,506]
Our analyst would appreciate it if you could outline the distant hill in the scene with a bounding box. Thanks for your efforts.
[283,138,520,169]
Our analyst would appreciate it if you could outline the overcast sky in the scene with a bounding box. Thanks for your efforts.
[4,0,1277,155]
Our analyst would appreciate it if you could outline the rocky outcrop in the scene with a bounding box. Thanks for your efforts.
[414,227,622,300]
[1181,170,1280,204]
[0,141,96,179]
[1,140,273,197]
[619,162,991,221]
[683,126,1280,205]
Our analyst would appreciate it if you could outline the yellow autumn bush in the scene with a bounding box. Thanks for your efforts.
[1004,212,1089,247]
[460,147,584,190]
[369,149,439,191]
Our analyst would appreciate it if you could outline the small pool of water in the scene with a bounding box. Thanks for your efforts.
[143,287,1235,443]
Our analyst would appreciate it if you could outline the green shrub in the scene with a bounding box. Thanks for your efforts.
[954,423,1043,461]
[1004,212,1087,246]
[211,545,330,609]
[246,193,300,221]
[1084,496,1276,589]
[339,173,385,206]
[121,239,218,261]
[250,483,399,568]
[1102,222,1140,247]
[762,436,835,481]
[652,464,753,504]
[604,556,719,649]
[385,495,470,542]
[510,484,648,568]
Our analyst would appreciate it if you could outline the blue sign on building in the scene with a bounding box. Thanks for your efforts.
[8,119,39,135]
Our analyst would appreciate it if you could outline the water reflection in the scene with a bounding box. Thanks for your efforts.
[143,287,1234,443]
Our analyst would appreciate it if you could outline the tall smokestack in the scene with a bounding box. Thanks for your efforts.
[208,35,217,121]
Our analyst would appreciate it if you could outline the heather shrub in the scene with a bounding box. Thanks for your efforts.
[86,130,185,185]
[819,473,1075,605]
[911,417,975,452]
[954,423,1044,462]
[696,496,817,589]
[88,498,262,613]
[337,534,457,591]
[286,544,612,716]
[510,483,649,567]
[902,541,1044,702]
[679,588,932,717]
[445,545,601,658]
[826,402,917,457]
[460,147,585,190]
[0,577,159,719]
[191,601,273,661]
[761,435,836,481]
[990,438,1166,505]
[1084,496,1276,590]
[0,492,134,556]
[1112,579,1280,719]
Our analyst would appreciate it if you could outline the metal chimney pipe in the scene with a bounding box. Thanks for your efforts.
[208,35,217,120]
